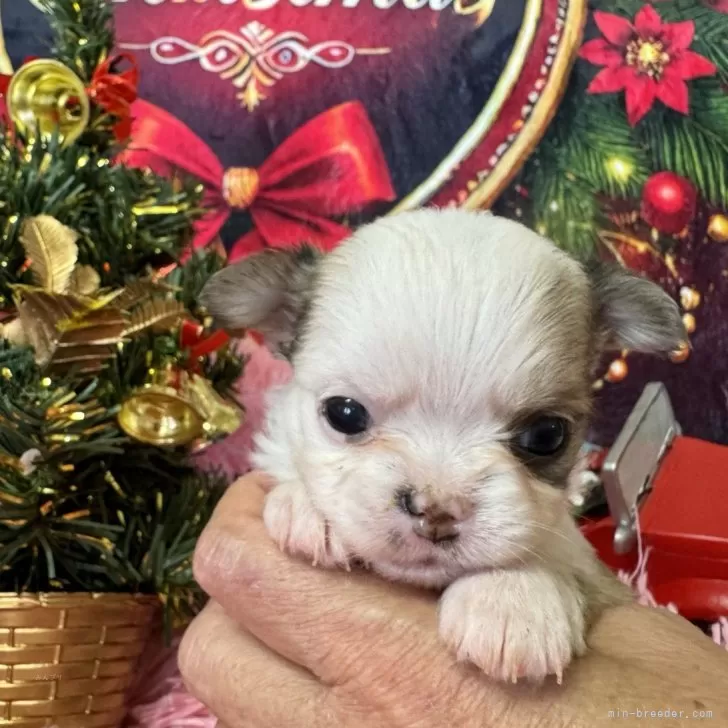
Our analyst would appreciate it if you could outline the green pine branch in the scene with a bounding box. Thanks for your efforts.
[42,0,114,84]
[0,0,243,631]
[639,81,728,206]
[516,75,648,258]
[0,136,205,306]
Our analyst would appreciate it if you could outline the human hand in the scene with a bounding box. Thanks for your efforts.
[180,472,728,728]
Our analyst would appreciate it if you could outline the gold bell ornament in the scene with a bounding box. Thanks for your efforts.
[117,367,242,448]
[6,59,90,146]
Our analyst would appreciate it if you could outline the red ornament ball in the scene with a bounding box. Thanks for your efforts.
[640,172,697,235]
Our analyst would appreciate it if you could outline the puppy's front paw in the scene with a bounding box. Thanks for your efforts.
[263,481,349,568]
[439,568,586,684]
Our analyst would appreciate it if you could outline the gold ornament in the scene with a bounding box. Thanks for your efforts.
[123,297,186,337]
[682,313,696,335]
[182,372,243,444]
[222,168,260,210]
[19,215,79,293]
[679,286,701,311]
[707,214,728,243]
[114,277,178,310]
[605,358,628,383]
[669,341,691,363]
[15,215,100,298]
[117,368,242,448]
[11,288,127,372]
[7,59,90,146]
[117,385,205,447]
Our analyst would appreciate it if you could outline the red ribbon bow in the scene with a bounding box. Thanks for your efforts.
[179,319,230,370]
[87,53,139,140]
[119,99,395,260]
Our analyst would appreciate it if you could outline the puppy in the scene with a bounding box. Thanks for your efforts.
[201,209,686,683]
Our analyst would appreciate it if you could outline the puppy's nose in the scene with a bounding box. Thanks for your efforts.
[398,489,471,543]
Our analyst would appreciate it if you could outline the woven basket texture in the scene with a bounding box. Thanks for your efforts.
[0,593,158,728]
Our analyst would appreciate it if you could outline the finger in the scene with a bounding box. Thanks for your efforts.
[179,601,337,728]
[193,475,439,682]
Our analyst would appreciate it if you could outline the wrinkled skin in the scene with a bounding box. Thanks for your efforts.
[180,473,728,728]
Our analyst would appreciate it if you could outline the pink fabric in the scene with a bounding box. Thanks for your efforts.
[123,634,215,728]
[194,335,292,478]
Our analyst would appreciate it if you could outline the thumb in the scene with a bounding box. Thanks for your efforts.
[193,473,438,683]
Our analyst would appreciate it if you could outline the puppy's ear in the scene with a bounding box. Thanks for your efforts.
[200,245,322,357]
[588,263,687,354]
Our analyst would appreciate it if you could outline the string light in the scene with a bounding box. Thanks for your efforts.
[605,156,634,183]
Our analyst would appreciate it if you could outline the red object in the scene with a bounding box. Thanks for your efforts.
[119,100,395,261]
[179,319,230,370]
[87,52,139,140]
[582,436,728,621]
[640,171,698,234]
[579,5,716,126]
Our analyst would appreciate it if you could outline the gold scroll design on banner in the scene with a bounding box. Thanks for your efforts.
[454,0,497,27]
[121,21,390,112]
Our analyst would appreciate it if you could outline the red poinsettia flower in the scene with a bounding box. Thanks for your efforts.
[579,4,716,126]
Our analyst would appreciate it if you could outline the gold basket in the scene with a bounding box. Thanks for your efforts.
[0,593,159,728]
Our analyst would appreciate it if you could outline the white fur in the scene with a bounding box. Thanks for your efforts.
[252,210,629,682]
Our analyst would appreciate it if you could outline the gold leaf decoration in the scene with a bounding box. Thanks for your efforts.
[68,265,101,297]
[11,287,128,373]
[19,215,79,293]
[114,278,178,311]
[13,289,86,367]
[124,298,186,337]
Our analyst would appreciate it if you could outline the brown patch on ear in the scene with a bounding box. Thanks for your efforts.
[199,245,322,358]
[587,262,687,355]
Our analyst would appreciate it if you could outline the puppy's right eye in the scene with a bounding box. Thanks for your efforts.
[322,397,371,436]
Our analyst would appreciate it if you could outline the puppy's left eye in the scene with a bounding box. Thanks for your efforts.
[516,416,568,456]
[322,397,371,436]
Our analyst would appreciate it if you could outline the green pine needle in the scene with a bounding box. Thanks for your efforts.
[0,0,242,631]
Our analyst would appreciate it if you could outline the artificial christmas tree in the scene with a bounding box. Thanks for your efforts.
[0,1,244,724]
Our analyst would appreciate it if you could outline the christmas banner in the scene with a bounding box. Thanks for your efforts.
[1,0,584,256]
[2,0,728,450]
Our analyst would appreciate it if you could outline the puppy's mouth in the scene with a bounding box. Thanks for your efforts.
[386,526,461,563]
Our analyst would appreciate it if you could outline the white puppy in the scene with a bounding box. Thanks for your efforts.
[201,209,685,683]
